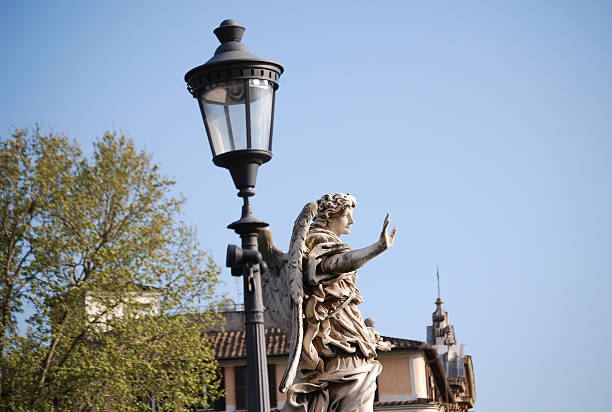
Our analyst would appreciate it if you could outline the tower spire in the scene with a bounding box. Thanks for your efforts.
[425,268,472,392]
[428,266,456,346]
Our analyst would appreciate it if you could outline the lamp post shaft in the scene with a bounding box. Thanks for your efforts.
[240,229,270,412]
[228,198,270,412]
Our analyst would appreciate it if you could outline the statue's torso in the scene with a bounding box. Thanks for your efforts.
[300,228,378,377]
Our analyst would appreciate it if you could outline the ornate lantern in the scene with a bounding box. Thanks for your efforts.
[185,19,283,195]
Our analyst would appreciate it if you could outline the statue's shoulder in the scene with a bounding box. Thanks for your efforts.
[306,228,341,250]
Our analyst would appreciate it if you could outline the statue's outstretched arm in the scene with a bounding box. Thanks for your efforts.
[322,213,397,274]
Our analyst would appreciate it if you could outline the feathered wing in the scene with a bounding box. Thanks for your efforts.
[258,202,317,392]
[258,228,292,335]
[278,202,317,392]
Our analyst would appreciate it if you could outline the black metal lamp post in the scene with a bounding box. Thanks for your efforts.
[185,19,283,412]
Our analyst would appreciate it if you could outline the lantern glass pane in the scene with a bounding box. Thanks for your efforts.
[248,79,274,151]
[200,80,247,156]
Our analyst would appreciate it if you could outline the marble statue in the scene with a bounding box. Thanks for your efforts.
[258,193,397,412]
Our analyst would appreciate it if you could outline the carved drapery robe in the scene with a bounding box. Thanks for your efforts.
[282,228,390,412]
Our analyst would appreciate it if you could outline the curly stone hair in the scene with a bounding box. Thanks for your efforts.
[310,193,356,230]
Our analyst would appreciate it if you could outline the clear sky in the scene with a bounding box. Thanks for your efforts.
[1,1,611,411]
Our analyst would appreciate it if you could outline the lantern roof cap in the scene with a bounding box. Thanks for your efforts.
[184,19,283,87]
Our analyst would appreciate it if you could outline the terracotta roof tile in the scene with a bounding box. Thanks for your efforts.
[204,328,427,360]
[204,327,289,359]
[383,336,431,350]
[374,399,436,407]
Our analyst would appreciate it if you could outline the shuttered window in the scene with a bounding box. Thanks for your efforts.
[268,364,277,408]
[235,365,246,410]
[234,364,277,410]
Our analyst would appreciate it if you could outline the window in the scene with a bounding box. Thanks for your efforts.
[268,364,277,408]
[426,364,436,400]
[213,369,226,411]
[235,366,246,410]
[234,364,277,410]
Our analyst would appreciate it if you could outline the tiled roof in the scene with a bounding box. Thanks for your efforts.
[204,327,289,359]
[374,399,436,407]
[381,336,430,350]
[204,327,428,360]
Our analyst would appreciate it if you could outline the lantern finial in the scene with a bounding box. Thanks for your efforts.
[214,19,245,44]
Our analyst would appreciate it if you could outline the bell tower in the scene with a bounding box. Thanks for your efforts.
[426,268,465,377]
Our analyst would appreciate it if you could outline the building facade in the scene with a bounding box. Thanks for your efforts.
[203,297,475,412]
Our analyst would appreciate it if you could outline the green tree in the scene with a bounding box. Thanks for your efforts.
[1,127,222,411]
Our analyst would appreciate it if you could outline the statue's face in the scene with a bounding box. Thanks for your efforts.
[327,206,354,236]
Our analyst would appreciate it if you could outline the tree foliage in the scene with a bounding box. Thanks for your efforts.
[0,127,222,411]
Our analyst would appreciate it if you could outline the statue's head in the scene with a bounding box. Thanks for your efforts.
[311,193,356,236]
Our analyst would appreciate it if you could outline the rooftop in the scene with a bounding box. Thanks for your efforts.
[204,327,433,360]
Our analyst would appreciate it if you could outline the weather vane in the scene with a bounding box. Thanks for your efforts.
[436,265,441,299]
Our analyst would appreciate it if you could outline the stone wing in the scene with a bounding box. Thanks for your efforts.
[258,228,292,335]
[278,202,317,392]
[258,202,317,392]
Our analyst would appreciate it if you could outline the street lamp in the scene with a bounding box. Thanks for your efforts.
[184,19,283,412]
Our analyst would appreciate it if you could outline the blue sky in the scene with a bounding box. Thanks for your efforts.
[1,1,611,411]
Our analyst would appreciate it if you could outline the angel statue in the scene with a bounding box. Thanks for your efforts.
[258,193,397,412]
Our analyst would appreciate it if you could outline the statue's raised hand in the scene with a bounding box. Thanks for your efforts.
[379,213,397,250]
